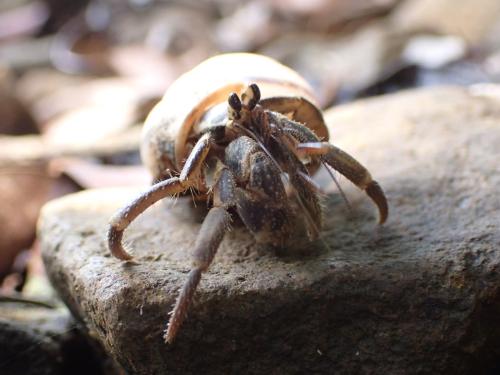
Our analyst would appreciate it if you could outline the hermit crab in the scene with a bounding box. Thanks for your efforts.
[107,53,388,343]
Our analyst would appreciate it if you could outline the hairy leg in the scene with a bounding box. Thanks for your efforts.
[164,165,236,343]
[297,141,388,224]
[260,96,328,140]
[271,133,323,240]
[108,132,214,261]
[275,119,388,224]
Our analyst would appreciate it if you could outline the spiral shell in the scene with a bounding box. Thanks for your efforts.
[141,53,328,180]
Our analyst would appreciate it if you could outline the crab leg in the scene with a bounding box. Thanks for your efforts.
[260,96,326,139]
[164,164,236,343]
[276,118,388,224]
[107,132,213,261]
[297,141,388,224]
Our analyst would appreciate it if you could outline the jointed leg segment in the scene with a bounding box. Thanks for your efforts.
[164,206,231,343]
[108,130,237,343]
[164,166,236,343]
[278,118,388,223]
[108,83,389,345]
[297,141,388,223]
[107,132,214,261]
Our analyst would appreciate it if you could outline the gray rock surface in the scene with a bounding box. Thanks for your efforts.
[0,300,115,375]
[40,86,500,374]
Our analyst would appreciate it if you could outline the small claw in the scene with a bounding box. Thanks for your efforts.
[365,180,388,224]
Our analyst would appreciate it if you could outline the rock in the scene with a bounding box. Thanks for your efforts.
[0,299,117,375]
[390,0,500,47]
[39,86,500,374]
[260,23,401,106]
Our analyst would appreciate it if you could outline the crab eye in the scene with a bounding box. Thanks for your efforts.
[241,83,261,110]
[249,83,260,104]
[228,92,242,112]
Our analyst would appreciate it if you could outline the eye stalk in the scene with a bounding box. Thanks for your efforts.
[227,92,242,121]
[228,92,242,112]
[241,83,261,110]
[228,84,262,122]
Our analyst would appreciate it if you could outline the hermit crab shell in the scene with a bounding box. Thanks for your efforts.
[141,53,328,179]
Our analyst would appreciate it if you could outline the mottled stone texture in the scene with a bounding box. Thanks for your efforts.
[40,86,500,374]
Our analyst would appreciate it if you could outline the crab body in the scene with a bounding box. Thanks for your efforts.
[108,53,388,343]
[141,53,327,183]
